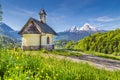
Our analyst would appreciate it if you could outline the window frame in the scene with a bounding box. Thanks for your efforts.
[47,36,50,44]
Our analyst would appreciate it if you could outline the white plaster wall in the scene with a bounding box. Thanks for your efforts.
[41,33,54,45]
[22,34,40,46]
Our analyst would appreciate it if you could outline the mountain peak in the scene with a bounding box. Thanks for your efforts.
[56,23,106,41]
[0,22,14,32]
[83,23,90,26]
[64,26,79,32]
[69,26,79,32]
[0,22,20,39]
[80,23,97,31]
[65,23,97,32]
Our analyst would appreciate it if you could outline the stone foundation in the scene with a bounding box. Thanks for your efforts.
[22,46,40,50]
[21,45,54,50]
[41,45,54,50]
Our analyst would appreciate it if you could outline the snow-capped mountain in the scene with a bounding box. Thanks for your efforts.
[80,23,97,31]
[0,22,20,40]
[65,23,97,32]
[55,23,106,41]
[66,26,79,32]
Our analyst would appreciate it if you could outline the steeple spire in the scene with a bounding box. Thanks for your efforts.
[39,9,47,23]
[0,0,3,22]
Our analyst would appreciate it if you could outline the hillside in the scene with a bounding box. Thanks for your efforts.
[73,29,120,54]
[0,22,20,40]
[55,23,106,41]
[0,35,17,48]
[55,31,92,41]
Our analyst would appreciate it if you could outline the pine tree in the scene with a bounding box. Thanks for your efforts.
[0,0,3,22]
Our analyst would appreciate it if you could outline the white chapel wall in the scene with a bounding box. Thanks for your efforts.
[41,33,54,45]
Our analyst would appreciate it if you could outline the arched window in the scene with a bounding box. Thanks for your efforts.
[47,37,50,44]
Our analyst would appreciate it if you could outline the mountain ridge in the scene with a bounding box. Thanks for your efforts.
[72,29,120,54]
[64,23,103,32]
[0,22,20,41]
[55,23,106,41]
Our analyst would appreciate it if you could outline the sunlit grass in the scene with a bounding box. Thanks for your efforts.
[49,49,82,57]
[84,51,120,60]
[0,49,120,80]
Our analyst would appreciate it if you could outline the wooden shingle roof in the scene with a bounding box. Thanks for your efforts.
[19,18,57,35]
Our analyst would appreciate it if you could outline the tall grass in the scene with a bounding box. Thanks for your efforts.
[50,49,82,57]
[0,49,120,80]
[84,51,120,60]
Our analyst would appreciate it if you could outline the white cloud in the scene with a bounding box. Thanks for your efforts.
[95,16,120,22]
[87,16,120,30]
[9,7,36,17]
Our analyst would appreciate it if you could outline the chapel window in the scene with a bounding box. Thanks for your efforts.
[47,37,50,44]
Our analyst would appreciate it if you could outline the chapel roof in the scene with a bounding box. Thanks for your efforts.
[19,17,57,35]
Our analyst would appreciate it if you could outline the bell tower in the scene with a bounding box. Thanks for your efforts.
[39,9,47,23]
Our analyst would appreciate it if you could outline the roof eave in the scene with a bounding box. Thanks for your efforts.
[18,17,42,35]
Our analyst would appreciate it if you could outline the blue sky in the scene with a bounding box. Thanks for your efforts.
[2,0,120,32]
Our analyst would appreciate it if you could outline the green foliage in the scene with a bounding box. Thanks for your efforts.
[0,35,20,49]
[54,40,70,49]
[0,49,120,80]
[84,51,120,60]
[50,49,82,57]
[73,29,120,54]
[64,41,75,49]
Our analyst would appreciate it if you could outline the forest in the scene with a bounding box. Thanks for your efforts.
[1,29,120,80]
[0,35,18,49]
[65,29,120,55]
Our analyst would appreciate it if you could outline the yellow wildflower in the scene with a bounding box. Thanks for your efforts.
[54,76,56,79]
[16,56,19,59]
[40,76,42,78]
[15,66,19,70]
[41,70,43,73]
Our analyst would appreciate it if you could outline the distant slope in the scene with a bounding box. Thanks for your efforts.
[73,29,120,54]
[0,35,16,48]
[55,31,92,41]
[55,23,106,41]
[0,22,20,40]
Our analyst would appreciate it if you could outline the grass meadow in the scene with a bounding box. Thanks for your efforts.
[84,51,120,60]
[0,49,120,80]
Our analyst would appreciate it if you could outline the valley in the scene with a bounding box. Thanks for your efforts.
[1,0,120,79]
[55,23,106,41]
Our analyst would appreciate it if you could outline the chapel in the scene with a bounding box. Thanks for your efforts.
[19,9,57,50]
